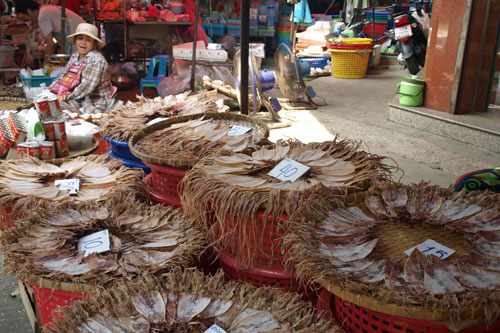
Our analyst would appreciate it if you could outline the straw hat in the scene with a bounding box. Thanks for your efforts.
[67,23,105,50]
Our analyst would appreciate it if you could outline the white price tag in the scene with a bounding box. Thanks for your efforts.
[404,239,455,260]
[55,178,80,195]
[204,325,227,333]
[78,230,110,257]
[227,125,252,136]
[268,158,310,183]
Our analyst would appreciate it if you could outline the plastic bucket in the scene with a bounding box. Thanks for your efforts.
[398,77,425,107]
[258,69,275,92]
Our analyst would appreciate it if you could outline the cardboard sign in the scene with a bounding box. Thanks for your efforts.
[404,239,455,260]
[78,230,110,257]
[268,158,310,182]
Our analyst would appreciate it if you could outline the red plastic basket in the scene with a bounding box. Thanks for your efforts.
[334,295,500,332]
[223,210,290,268]
[143,161,189,207]
[316,289,336,322]
[27,282,87,328]
[93,134,111,155]
[143,174,182,207]
[0,206,13,230]
[363,22,388,40]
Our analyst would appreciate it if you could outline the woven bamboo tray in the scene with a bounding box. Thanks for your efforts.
[0,96,30,110]
[325,220,476,322]
[128,112,270,168]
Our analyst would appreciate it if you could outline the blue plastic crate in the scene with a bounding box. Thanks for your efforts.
[19,74,57,88]
[105,137,142,162]
[202,24,226,37]
[298,57,330,70]
[227,25,241,37]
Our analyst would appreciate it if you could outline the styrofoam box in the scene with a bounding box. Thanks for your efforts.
[173,48,228,62]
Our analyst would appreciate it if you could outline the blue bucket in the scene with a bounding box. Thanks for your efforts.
[110,151,151,174]
[259,69,275,92]
[105,136,142,162]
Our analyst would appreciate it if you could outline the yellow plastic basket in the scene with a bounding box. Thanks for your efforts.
[328,37,373,45]
[330,48,372,79]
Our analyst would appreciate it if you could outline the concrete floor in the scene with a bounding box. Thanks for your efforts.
[1,63,500,333]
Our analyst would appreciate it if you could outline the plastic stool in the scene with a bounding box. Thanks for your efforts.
[140,55,171,95]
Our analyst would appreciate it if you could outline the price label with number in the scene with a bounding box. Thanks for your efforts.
[78,230,110,257]
[204,324,227,333]
[227,125,252,136]
[268,158,310,183]
[55,178,80,195]
[404,239,455,260]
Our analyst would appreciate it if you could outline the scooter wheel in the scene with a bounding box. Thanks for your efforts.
[406,55,420,75]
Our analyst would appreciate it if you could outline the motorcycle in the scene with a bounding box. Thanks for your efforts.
[390,2,429,75]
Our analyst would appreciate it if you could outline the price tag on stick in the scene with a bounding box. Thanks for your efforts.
[227,125,252,136]
[78,230,110,257]
[55,178,80,195]
[268,158,310,182]
[404,239,455,260]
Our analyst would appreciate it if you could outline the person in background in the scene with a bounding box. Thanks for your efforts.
[14,0,85,55]
[50,23,111,112]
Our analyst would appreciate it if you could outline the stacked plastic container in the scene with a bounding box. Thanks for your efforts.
[277,5,292,46]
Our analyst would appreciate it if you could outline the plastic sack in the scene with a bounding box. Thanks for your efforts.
[26,108,45,142]
[65,119,100,150]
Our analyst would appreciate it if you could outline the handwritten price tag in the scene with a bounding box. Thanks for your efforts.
[78,230,110,257]
[227,125,252,136]
[268,158,310,182]
[404,239,455,260]
[204,325,227,333]
[55,178,80,195]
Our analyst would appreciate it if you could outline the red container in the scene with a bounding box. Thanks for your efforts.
[18,142,41,158]
[334,296,500,332]
[55,138,69,158]
[143,161,188,207]
[316,289,336,322]
[35,99,61,119]
[143,174,182,207]
[42,120,55,141]
[39,141,55,159]
[363,22,389,41]
[223,210,290,268]
[27,281,87,328]
[0,126,14,156]
[93,134,111,155]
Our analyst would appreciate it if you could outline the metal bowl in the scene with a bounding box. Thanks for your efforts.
[46,53,71,63]
[111,75,135,90]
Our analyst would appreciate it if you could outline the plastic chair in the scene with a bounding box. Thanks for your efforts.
[140,55,171,95]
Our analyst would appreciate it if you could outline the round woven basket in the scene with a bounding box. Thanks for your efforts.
[128,112,270,168]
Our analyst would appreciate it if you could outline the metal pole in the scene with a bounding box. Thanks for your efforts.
[123,0,127,59]
[290,4,295,48]
[190,0,201,91]
[61,0,66,52]
[240,0,249,115]
[372,0,375,40]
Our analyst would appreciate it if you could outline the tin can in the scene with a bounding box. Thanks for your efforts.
[42,119,55,141]
[52,118,66,140]
[35,100,53,119]
[16,142,28,158]
[39,141,55,159]
[0,126,14,156]
[48,99,61,117]
[55,138,69,158]
[21,141,40,158]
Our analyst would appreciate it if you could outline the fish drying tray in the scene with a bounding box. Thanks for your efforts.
[128,112,270,168]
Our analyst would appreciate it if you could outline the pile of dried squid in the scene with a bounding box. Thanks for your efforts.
[99,92,223,142]
[180,138,392,267]
[133,117,265,162]
[48,268,341,333]
[2,196,205,286]
[285,182,500,324]
[0,155,144,213]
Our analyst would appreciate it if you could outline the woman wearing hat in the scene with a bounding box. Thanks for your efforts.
[50,23,112,111]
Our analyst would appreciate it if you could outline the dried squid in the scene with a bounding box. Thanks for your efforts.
[99,92,224,141]
[48,268,341,333]
[1,195,205,286]
[285,182,500,325]
[181,138,391,268]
